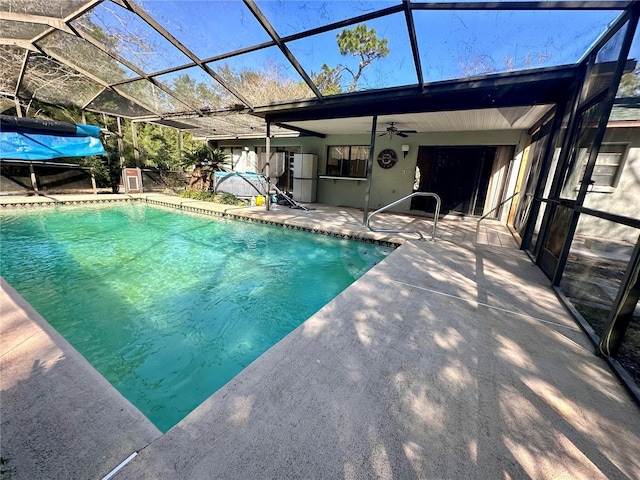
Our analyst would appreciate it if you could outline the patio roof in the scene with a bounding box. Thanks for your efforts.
[0,1,633,139]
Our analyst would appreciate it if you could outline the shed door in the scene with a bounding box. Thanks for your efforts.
[127,175,139,191]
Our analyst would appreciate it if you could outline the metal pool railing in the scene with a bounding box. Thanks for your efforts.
[366,192,441,241]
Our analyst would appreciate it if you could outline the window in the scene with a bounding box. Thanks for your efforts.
[581,143,628,190]
[593,144,627,187]
[326,146,369,178]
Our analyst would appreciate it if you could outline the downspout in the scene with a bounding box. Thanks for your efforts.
[362,115,378,225]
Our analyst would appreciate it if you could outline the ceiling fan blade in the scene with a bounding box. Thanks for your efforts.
[378,132,387,137]
[396,132,408,138]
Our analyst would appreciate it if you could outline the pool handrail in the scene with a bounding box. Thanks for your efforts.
[366,192,441,241]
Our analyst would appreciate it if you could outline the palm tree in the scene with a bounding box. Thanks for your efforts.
[181,144,230,190]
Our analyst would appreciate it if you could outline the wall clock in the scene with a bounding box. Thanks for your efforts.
[377,148,398,169]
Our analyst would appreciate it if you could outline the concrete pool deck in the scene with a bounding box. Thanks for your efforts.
[0,192,519,247]
[1,194,639,479]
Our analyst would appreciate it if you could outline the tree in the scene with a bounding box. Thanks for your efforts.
[618,66,640,97]
[180,144,230,190]
[458,43,552,77]
[90,134,122,193]
[310,64,343,96]
[171,73,225,111]
[336,24,389,92]
[133,122,180,170]
[216,61,312,107]
[310,24,390,94]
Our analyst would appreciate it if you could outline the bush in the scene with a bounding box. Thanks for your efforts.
[178,189,247,206]
[219,193,242,205]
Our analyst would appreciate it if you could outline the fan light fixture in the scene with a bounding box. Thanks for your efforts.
[379,122,416,140]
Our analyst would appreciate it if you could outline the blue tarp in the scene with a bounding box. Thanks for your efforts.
[0,115,105,161]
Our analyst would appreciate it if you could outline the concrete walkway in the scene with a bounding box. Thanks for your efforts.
[1,194,638,479]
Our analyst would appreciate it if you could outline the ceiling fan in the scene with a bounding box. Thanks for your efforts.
[379,122,416,139]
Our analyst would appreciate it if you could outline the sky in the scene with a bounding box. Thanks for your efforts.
[78,1,634,96]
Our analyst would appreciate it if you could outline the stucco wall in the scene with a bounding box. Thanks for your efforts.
[228,129,527,214]
[578,126,640,243]
[330,130,525,213]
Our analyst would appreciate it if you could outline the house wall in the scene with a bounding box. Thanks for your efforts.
[231,129,528,215]
[578,126,640,243]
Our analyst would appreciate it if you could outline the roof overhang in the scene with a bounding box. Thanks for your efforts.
[254,65,578,137]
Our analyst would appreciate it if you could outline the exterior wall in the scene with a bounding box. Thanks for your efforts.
[316,133,371,208]
[231,129,527,215]
[581,127,640,217]
[521,126,640,245]
[578,126,640,243]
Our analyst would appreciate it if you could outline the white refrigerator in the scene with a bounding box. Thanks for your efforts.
[293,153,318,203]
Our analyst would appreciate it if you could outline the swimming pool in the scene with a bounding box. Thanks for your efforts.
[0,203,391,432]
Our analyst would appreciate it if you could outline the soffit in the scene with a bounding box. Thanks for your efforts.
[282,105,554,136]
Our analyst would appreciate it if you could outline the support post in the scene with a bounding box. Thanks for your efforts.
[29,164,39,195]
[14,98,22,117]
[131,121,140,168]
[265,122,271,211]
[363,115,378,225]
[117,117,125,169]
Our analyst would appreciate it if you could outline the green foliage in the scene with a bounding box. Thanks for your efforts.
[618,67,640,97]
[337,24,389,60]
[15,101,199,184]
[171,73,224,110]
[219,193,243,205]
[100,116,195,172]
[311,64,344,96]
[135,123,180,170]
[210,148,231,168]
[80,130,122,192]
[23,99,98,125]
[178,189,247,205]
[180,144,230,171]
[79,156,119,190]
[336,24,389,92]
[179,189,215,201]
[311,24,390,94]
[180,142,210,167]
[184,147,231,191]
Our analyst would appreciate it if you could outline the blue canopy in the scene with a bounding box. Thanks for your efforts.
[0,115,106,161]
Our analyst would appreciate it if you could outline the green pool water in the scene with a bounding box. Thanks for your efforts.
[0,203,391,432]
